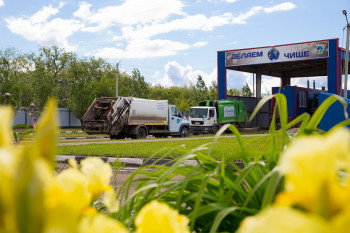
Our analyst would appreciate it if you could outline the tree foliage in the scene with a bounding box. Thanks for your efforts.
[0,46,253,118]
[241,82,253,97]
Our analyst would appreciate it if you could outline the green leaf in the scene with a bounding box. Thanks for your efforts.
[306,95,348,133]
[209,206,257,233]
[261,169,283,209]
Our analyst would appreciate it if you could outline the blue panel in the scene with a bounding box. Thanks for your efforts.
[217,52,226,100]
[318,93,350,131]
[341,50,350,60]
[272,86,296,118]
[327,39,339,94]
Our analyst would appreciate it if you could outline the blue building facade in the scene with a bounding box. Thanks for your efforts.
[217,39,350,130]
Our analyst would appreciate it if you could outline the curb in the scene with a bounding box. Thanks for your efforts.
[56,155,199,167]
[59,136,109,140]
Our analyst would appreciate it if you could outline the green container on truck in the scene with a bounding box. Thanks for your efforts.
[189,99,247,134]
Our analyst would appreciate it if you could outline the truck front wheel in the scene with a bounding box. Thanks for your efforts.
[136,127,147,139]
[180,127,189,137]
[211,126,219,134]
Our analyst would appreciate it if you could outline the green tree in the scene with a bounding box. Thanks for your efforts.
[0,48,32,107]
[191,75,208,104]
[208,81,217,100]
[227,88,242,96]
[130,69,149,98]
[28,46,73,109]
[67,58,96,118]
[90,58,117,97]
[241,82,253,97]
[148,84,166,100]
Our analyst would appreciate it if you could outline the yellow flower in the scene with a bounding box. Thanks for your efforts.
[43,168,91,233]
[135,200,190,233]
[0,148,17,233]
[237,128,350,233]
[78,213,129,233]
[237,206,330,233]
[103,187,120,213]
[278,128,350,217]
[31,98,58,167]
[0,106,13,147]
[0,101,128,233]
[80,157,113,201]
[45,168,91,211]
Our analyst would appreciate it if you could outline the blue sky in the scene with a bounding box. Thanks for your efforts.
[0,0,349,94]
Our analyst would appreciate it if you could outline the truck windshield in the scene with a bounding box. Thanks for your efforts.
[189,108,208,118]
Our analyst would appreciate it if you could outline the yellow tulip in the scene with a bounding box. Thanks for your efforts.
[278,128,350,218]
[80,157,113,201]
[0,107,12,147]
[103,187,120,213]
[32,98,58,167]
[78,214,129,233]
[237,206,330,233]
[0,101,134,233]
[135,200,190,233]
[0,148,17,233]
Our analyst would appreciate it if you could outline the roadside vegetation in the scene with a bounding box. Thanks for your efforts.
[57,135,269,159]
[0,46,253,120]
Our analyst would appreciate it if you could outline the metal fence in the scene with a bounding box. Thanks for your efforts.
[227,95,271,129]
[13,108,81,128]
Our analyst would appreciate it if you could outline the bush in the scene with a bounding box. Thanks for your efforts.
[116,94,349,233]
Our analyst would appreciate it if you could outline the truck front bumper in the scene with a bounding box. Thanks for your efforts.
[190,125,212,134]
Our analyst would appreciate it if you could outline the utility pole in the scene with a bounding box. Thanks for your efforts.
[116,62,119,97]
[343,10,349,98]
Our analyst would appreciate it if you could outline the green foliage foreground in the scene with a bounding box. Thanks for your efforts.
[1,94,349,233]
[115,93,350,233]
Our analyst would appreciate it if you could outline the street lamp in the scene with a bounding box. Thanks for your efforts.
[343,10,349,98]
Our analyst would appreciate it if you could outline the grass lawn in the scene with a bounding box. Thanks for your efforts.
[57,134,272,160]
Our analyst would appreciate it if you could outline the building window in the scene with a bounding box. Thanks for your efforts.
[299,91,306,107]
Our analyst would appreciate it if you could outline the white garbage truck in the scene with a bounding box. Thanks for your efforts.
[81,97,190,139]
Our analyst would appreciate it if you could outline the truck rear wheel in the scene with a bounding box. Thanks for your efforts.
[136,127,147,139]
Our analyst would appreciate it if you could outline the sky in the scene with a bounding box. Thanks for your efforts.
[0,0,349,95]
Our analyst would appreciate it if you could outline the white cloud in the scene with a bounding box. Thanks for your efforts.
[112,13,233,42]
[102,1,295,59]
[232,2,296,24]
[5,0,297,60]
[5,2,83,51]
[74,0,184,32]
[260,77,281,95]
[232,6,263,24]
[225,0,239,2]
[30,4,60,23]
[193,41,208,47]
[264,2,296,13]
[0,0,4,7]
[93,39,191,59]
[291,77,328,90]
[156,61,216,87]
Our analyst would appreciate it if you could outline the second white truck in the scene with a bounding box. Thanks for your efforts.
[81,97,190,139]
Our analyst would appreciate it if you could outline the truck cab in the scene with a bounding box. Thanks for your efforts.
[189,99,247,135]
[169,105,188,133]
[189,106,219,134]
